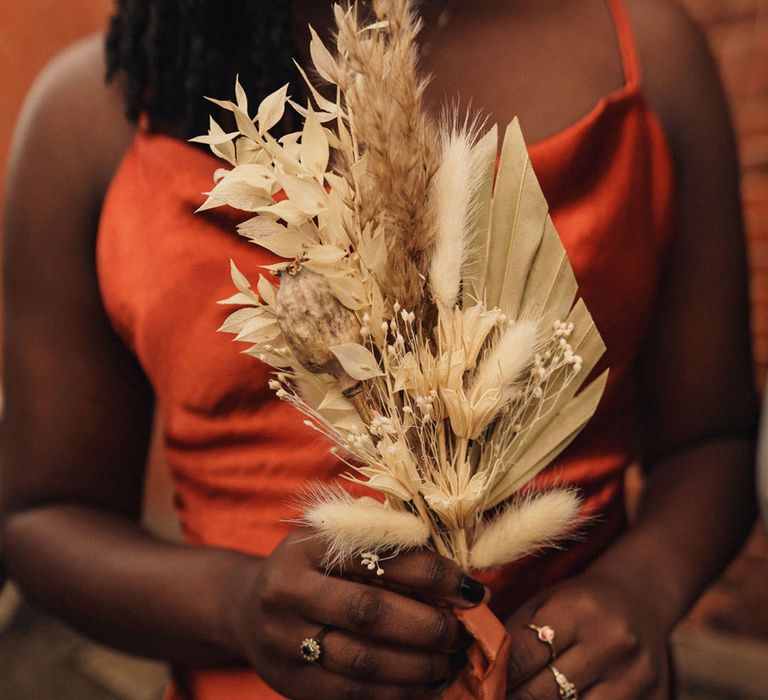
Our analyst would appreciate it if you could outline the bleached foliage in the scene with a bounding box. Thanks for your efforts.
[201,1,607,572]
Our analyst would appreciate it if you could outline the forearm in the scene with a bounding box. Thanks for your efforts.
[588,436,757,631]
[1,503,263,666]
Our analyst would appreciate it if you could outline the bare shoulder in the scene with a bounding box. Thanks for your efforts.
[623,0,728,150]
[2,35,153,519]
[7,33,135,213]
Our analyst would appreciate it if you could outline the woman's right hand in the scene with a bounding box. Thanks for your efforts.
[228,529,488,699]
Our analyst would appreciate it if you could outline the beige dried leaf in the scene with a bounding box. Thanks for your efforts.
[318,387,355,412]
[189,117,238,165]
[323,274,369,310]
[235,316,281,344]
[217,292,259,307]
[309,25,339,84]
[304,244,347,266]
[229,260,259,300]
[254,200,308,227]
[217,307,260,334]
[234,76,249,114]
[252,229,309,259]
[330,342,384,381]
[274,174,326,217]
[256,275,278,306]
[197,174,273,213]
[237,217,286,242]
[300,104,330,176]
[364,474,414,501]
[293,60,340,115]
[258,83,290,134]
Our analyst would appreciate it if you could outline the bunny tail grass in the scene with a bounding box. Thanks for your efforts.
[469,319,539,402]
[469,490,582,569]
[429,116,486,312]
[298,486,430,569]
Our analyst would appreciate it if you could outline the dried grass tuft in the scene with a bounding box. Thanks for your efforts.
[336,0,439,308]
[429,111,486,312]
[298,485,431,568]
[469,489,582,569]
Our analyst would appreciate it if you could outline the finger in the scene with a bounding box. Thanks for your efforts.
[505,604,578,688]
[583,650,667,700]
[268,619,453,684]
[277,661,432,700]
[582,676,665,700]
[507,646,598,700]
[302,626,455,684]
[257,614,454,689]
[300,572,465,652]
[329,548,490,608]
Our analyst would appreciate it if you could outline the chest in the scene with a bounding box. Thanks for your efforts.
[98,114,674,424]
[298,0,628,145]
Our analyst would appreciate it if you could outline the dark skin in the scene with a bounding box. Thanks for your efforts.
[1,1,758,699]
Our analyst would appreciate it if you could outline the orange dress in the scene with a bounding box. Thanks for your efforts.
[97,0,675,696]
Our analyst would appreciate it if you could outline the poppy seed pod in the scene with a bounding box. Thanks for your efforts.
[276,267,362,394]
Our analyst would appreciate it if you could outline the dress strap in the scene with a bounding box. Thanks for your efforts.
[605,0,642,88]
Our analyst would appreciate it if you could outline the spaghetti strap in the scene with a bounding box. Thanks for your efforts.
[605,0,642,88]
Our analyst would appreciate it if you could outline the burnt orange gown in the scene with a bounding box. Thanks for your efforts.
[96,0,675,696]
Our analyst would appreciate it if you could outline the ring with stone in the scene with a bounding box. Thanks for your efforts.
[527,623,557,660]
[548,664,578,700]
[299,627,331,663]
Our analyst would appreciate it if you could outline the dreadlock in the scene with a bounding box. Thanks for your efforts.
[106,0,297,140]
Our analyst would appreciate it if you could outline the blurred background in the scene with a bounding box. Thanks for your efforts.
[1,1,767,698]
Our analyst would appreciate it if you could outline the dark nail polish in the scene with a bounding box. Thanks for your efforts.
[459,575,485,604]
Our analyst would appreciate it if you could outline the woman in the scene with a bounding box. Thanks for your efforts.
[1,1,758,698]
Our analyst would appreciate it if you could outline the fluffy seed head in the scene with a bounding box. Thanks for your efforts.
[469,489,582,569]
[299,486,430,569]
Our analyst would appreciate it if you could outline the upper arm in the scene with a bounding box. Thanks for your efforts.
[626,0,759,464]
[1,35,152,518]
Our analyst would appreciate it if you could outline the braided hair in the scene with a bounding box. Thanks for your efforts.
[106,0,297,139]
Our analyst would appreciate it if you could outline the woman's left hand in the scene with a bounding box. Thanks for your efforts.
[503,568,672,699]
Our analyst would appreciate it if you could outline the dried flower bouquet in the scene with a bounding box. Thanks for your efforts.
[197,0,607,576]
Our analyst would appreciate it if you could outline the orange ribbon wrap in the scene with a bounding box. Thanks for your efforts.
[442,604,512,700]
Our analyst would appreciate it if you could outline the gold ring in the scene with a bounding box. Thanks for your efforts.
[527,623,557,660]
[299,627,331,663]
[548,664,578,700]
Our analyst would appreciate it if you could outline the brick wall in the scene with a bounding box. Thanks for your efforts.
[677,0,768,640]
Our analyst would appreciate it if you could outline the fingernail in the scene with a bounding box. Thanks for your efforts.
[459,575,485,604]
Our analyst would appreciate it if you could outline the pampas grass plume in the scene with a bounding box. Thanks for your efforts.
[469,489,582,569]
[300,486,430,567]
